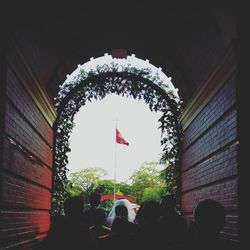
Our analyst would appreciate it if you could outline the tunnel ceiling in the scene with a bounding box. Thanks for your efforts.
[5,2,235,105]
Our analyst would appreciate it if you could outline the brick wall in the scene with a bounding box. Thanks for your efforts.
[0,54,54,249]
[181,74,239,241]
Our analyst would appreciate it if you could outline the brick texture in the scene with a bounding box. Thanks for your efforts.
[1,210,49,248]
[181,75,239,241]
[0,64,54,249]
[2,173,51,210]
[4,103,53,167]
[182,143,238,192]
[182,75,236,151]
[181,109,237,170]
[2,137,52,189]
[6,67,53,147]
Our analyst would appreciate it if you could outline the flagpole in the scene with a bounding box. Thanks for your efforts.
[114,119,118,204]
[114,143,116,203]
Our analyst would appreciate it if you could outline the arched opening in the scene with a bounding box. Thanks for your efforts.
[52,54,182,215]
[1,5,239,248]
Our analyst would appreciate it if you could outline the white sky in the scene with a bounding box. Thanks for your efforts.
[65,54,178,183]
[67,94,164,182]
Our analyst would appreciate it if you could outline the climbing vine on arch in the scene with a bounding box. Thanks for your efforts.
[53,62,183,215]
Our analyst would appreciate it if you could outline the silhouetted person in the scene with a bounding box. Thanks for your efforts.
[191,199,232,249]
[64,195,85,223]
[138,200,161,226]
[170,199,238,250]
[89,208,110,249]
[158,195,187,247]
[135,200,161,250]
[98,216,134,250]
[115,204,128,219]
[107,199,136,227]
[159,194,177,216]
[84,192,101,228]
[111,216,131,236]
[134,201,145,225]
[115,204,138,235]
[38,196,93,250]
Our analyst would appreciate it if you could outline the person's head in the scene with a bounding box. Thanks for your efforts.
[141,200,161,222]
[111,216,130,235]
[194,199,225,238]
[89,192,101,207]
[115,205,128,220]
[108,199,136,225]
[93,208,107,226]
[159,194,176,214]
[63,196,84,218]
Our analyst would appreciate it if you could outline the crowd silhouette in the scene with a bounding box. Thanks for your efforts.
[35,193,239,250]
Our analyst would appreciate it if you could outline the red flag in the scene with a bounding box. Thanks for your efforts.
[116,128,129,146]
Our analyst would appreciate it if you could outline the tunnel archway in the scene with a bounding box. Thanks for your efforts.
[1,4,239,248]
[53,54,182,214]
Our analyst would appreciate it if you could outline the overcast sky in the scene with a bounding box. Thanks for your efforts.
[67,94,164,182]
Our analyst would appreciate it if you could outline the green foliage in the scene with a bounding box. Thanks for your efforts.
[94,179,116,194]
[63,162,175,212]
[64,167,107,206]
[66,182,82,197]
[69,167,107,193]
[94,179,117,210]
[129,162,168,204]
[142,185,170,203]
[66,170,117,211]
[119,182,133,197]
[53,62,182,215]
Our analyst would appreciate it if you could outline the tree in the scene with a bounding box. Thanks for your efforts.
[94,179,119,211]
[142,185,170,202]
[66,163,171,210]
[119,182,134,197]
[66,167,108,203]
[68,167,107,192]
[129,162,167,203]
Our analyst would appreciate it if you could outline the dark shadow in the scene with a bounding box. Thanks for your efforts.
[170,199,239,250]
[36,196,93,250]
